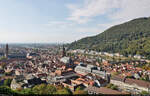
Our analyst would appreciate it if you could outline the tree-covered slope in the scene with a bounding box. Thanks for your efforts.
[68,17,150,58]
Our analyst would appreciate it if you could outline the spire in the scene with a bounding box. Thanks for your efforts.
[62,45,66,57]
[5,43,9,58]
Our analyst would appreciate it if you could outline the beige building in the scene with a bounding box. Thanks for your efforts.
[86,85,128,94]
[110,76,150,93]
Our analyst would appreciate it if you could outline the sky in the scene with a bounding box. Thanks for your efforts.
[0,0,150,43]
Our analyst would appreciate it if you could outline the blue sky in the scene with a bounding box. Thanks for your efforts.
[0,0,150,43]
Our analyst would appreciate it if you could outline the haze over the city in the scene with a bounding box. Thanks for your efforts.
[0,0,150,43]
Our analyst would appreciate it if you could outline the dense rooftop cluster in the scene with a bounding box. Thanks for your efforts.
[0,44,150,95]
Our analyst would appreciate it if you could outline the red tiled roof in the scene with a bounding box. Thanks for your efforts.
[136,67,143,71]
[111,75,125,81]
[125,78,150,88]
[87,86,128,94]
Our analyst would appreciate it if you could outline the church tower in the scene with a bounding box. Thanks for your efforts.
[62,45,66,57]
[5,44,9,58]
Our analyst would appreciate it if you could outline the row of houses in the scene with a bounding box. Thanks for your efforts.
[69,49,146,59]
[111,75,150,94]
[85,85,128,95]
[69,49,124,57]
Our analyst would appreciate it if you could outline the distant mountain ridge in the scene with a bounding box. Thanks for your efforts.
[68,17,150,58]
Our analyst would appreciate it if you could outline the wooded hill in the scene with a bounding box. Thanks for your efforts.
[68,17,150,59]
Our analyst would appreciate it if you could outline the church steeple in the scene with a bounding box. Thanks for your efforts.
[62,45,66,57]
[5,44,9,58]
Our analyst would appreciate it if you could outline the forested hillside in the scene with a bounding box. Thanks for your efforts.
[68,17,150,58]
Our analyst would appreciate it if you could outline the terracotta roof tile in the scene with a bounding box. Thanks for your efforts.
[125,78,150,88]
[87,86,128,94]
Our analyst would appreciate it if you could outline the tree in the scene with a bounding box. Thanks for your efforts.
[0,56,6,61]
[54,88,72,95]
[19,88,33,95]
[55,85,63,90]
[106,83,114,88]
[106,83,118,90]
[0,86,17,95]
[73,90,88,94]
[68,17,150,59]
[145,75,149,81]
[75,86,84,91]
[141,91,149,95]
[3,79,12,87]
[45,84,57,94]
[73,86,87,95]
[4,72,12,76]
[111,85,118,90]
[32,84,57,95]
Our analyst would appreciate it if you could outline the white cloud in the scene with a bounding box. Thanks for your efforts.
[67,0,120,24]
[44,0,150,43]
[110,0,150,21]
[67,0,150,25]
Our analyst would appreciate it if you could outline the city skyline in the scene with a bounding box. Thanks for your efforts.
[0,0,150,43]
